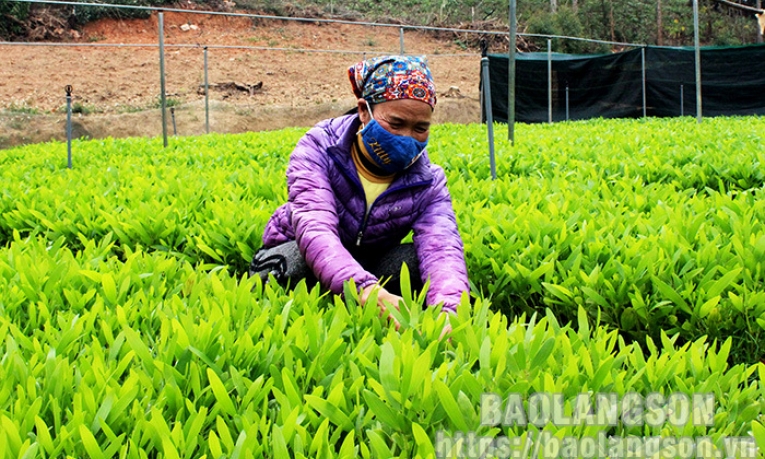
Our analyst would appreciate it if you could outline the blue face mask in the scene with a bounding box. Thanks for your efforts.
[359,102,428,174]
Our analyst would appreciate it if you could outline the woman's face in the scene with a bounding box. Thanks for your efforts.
[358,98,432,143]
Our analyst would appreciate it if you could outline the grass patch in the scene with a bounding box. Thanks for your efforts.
[4,102,39,115]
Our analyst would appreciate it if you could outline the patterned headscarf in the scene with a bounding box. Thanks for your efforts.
[348,55,437,108]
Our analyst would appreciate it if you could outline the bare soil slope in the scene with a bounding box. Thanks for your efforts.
[0,12,482,148]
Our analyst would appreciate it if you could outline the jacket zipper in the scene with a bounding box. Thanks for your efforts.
[326,137,432,247]
[356,211,370,246]
[328,145,371,246]
[355,179,431,246]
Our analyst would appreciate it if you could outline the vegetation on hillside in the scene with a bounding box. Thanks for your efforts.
[2,0,764,52]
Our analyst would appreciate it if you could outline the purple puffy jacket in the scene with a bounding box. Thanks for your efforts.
[262,114,469,312]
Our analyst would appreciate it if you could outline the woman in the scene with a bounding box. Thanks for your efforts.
[250,55,469,327]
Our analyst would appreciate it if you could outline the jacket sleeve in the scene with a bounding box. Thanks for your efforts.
[411,166,470,313]
[287,130,379,294]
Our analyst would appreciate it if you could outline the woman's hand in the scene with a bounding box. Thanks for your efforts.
[359,285,454,340]
[361,284,403,329]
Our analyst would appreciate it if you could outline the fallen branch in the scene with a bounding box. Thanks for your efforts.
[713,0,765,35]
[197,81,263,97]
[714,0,763,14]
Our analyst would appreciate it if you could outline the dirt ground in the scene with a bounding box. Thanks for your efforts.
[0,12,483,148]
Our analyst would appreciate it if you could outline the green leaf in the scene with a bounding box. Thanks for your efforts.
[338,429,356,459]
[281,367,303,409]
[79,270,103,283]
[309,418,331,457]
[216,415,235,452]
[752,421,765,453]
[479,335,492,371]
[209,431,224,458]
[698,296,720,318]
[188,346,223,376]
[652,276,691,314]
[92,392,114,434]
[577,306,590,341]
[1,414,22,456]
[79,425,107,459]
[529,261,554,281]
[101,272,118,304]
[162,437,181,459]
[19,442,39,459]
[400,262,412,305]
[433,380,469,432]
[195,237,224,262]
[207,368,237,416]
[581,286,610,309]
[122,327,154,370]
[183,407,208,459]
[378,342,399,396]
[543,282,575,303]
[366,430,394,459]
[529,337,555,370]
[34,416,55,454]
[363,389,405,431]
[271,425,290,459]
[304,394,353,431]
[705,267,742,298]
[412,422,436,458]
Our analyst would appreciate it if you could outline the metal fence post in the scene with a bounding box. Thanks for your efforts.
[547,38,552,124]
[204,46,210,134]
[508,0,517,143]
[65,85,73,169]
[479,39,487,122]
[159,11,168,147]
[693,0,702,123]
[481,57,496,180]
[399,27,405,54]
[642,47,647,118]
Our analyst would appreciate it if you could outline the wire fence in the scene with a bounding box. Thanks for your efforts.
[1,0,649,150]
[0,40,480,55]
